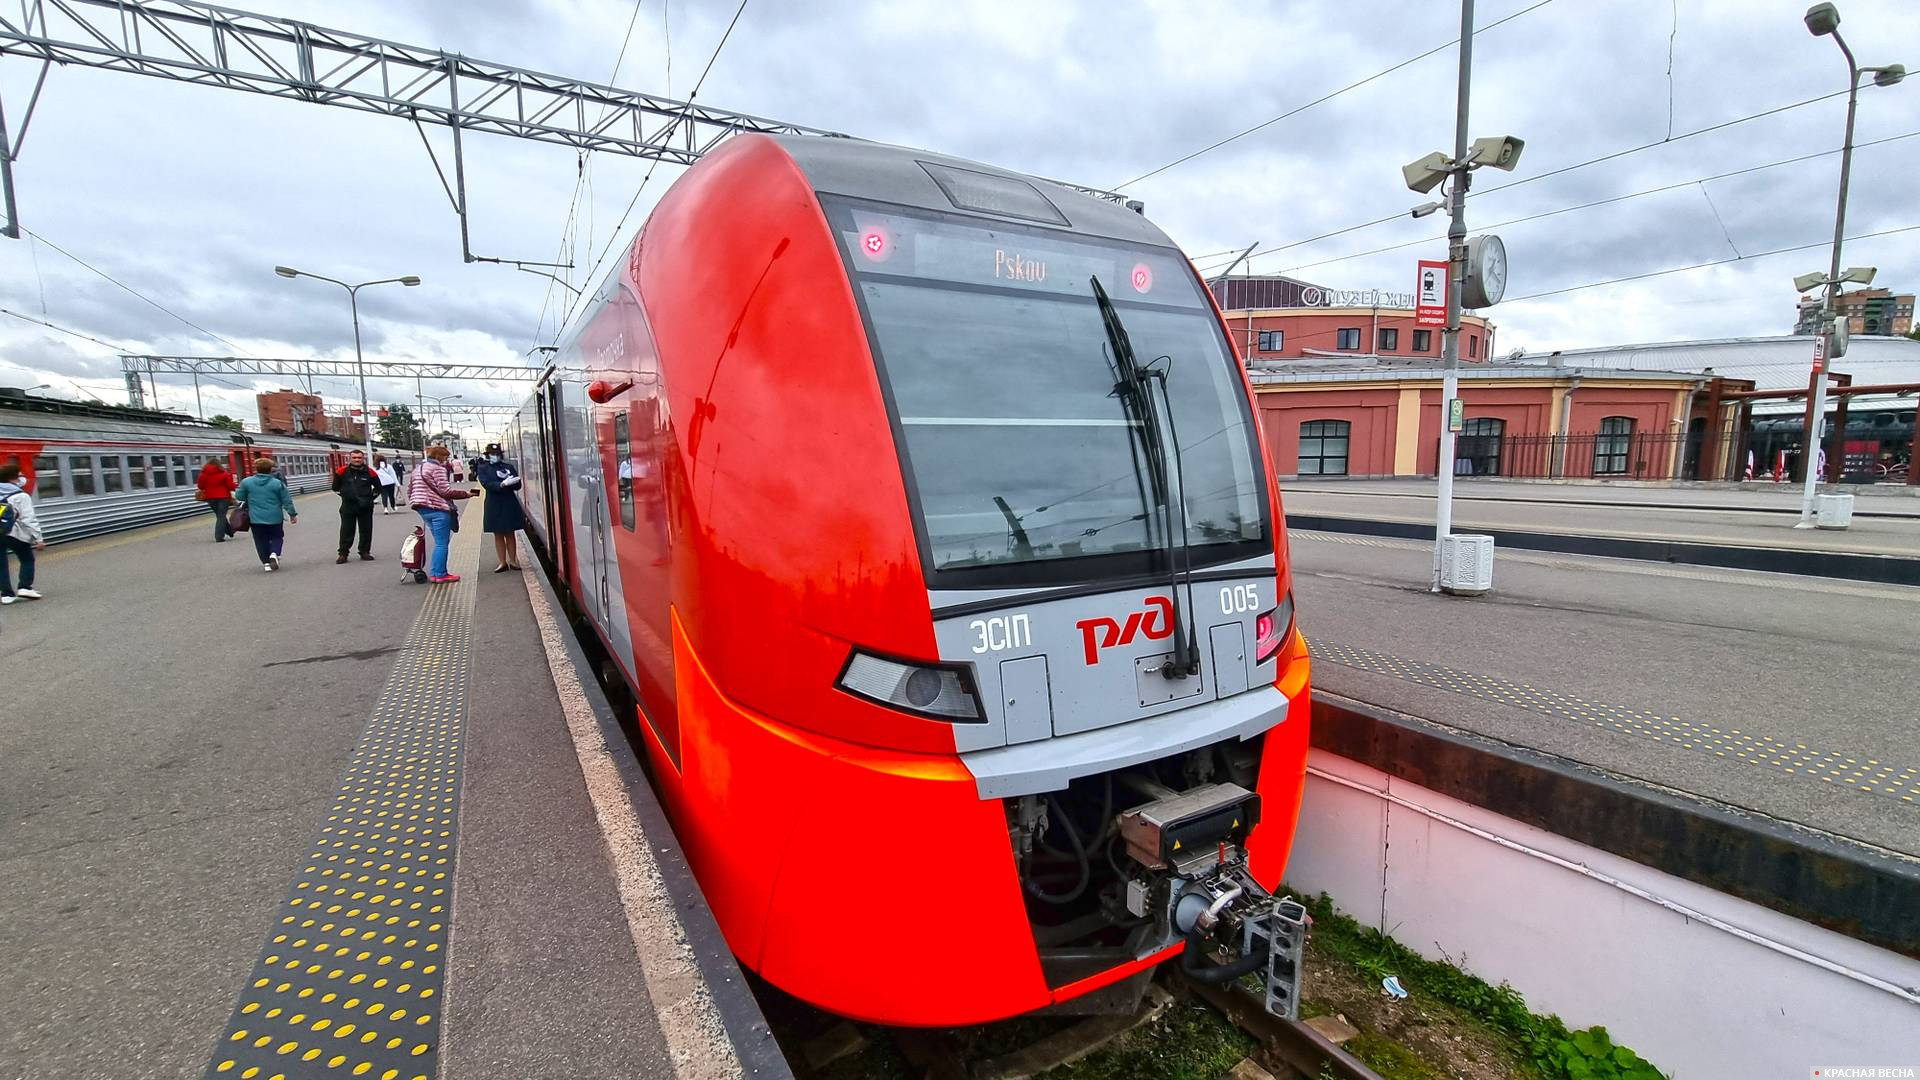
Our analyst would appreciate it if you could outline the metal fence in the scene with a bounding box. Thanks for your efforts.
[1448,432,1726,482]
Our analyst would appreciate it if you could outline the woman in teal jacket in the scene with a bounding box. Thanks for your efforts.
[233,457,298,571]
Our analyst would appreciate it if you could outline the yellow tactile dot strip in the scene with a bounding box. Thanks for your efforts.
[1312,640,1920,806]
[203,520,480,1080]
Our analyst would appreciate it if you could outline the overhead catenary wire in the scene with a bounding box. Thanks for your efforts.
[1,305,130,351]
[1113,0,1558,190]
[1241,86,1859,271]
[532,0,651,351]
[23,226,255,357]
[555,0,751,339]
[1499,222,1920,304]
[1261,129,1920,277]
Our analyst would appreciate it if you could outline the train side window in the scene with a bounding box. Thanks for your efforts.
[70,456,95,496]
[614,412,635,530]
[33,455,63,499]
[173,456,189,486]
[128,454,151,489]
[100,455,125,494]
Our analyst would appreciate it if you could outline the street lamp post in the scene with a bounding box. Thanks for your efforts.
[1401,0,1523,592]
[424,393,463,444]
[1796,3,1905,525]
[273,266,421,458]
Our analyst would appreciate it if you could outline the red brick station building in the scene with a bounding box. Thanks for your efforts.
[1211,276,1765,482]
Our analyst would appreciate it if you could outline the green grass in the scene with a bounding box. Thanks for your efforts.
[1294,891,1668,1080]
[1345,1032,1443,1080]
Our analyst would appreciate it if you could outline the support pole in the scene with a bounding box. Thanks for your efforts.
[1799,32,1861,525]
[449,61,474,264]
[1431,0,1475,592]
[0,93,19,240]
[349,287,374,459]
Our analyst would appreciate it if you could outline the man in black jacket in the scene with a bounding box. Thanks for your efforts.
[332,450,382,564]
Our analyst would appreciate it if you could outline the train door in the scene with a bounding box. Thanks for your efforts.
[543,384,573,585]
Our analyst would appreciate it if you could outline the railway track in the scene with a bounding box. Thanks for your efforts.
[768,969,1385,1080]
[1175,974,1382,1080]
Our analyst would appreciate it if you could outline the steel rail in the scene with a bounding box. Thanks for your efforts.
[1176,973,1386,1080]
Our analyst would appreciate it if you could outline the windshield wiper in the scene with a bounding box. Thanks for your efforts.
[1091,275,1198,679]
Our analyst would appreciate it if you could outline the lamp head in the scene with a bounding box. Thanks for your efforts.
[274,265,300,279]
[400,276,422,286]
[1402,151,1451,195]
[1870,64,1906,88]
[1793,271,1828,292]
[1468,135,1526,171]
[1804,2,1840,36]
[1840,266,1877,285]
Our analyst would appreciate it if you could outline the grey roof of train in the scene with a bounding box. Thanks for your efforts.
[770,134,1170,248]
[0,394,415,451]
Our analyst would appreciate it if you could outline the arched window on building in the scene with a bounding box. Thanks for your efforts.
[1458,417,1504,475]
[1298,420,1350,476]
[1595,416,1634,475]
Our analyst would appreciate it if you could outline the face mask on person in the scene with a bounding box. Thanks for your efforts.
[487,454,501,463]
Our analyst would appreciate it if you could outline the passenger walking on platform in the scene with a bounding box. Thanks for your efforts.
[475,443,527,573]
[234,457,297,572]
[408,445,472,584]
[0,462,46,603]
[374,455,400,513]
[197,459,239,542]
[332,450,382,564]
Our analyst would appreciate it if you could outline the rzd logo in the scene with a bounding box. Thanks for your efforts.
[1075,596,1173,665]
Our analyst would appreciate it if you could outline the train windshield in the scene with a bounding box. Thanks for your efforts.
[826,198,1268,586]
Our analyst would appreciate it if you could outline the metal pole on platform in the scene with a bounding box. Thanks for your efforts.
[1430,0,1475,592]
[1796,5,1906,524]
[274,266,422,457]
[1798,24,1859,525]
[348,287,373,458]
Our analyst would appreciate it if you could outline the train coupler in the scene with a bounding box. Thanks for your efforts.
[1116,781,1307,1018]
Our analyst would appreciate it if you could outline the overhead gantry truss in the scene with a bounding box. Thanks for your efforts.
[122,353,544,381]
[0,0,1130,243]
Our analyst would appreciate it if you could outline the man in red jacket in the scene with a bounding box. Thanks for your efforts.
[196,459,239,543]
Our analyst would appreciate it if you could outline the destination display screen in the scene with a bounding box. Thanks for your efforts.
[839,208,1203,309]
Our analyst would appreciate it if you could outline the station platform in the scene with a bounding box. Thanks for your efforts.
[1287,525,1920,860]
[0,495,770,1080]
[1282,477,1920,561]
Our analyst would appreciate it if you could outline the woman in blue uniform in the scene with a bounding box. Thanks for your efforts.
[475,442,527,573]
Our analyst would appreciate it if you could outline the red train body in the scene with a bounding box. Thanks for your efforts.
[507,134,1312,1025]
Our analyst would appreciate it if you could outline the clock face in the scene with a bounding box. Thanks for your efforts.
[1480,235,1507,305]
[1466,234,1507,308]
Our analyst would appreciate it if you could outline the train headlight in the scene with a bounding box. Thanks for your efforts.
[1254,592,1294,665]
[838,651,985,723]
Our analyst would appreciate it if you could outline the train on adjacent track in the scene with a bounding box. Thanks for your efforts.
[0,392,422,543]
[504,134,1314,1026]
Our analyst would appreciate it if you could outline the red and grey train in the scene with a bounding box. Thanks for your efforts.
[505,134,1313,1025]
[0,394,420,544]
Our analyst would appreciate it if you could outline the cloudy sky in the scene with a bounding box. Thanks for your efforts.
[1,0,1915,432]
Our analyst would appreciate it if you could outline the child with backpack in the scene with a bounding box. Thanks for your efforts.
[0,461,45,603]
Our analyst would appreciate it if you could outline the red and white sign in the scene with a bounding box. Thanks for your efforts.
[1811,334,1827,374]
[1415,260,1448,327]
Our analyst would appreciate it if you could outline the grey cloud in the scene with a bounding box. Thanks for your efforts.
[1,0,1915,376]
